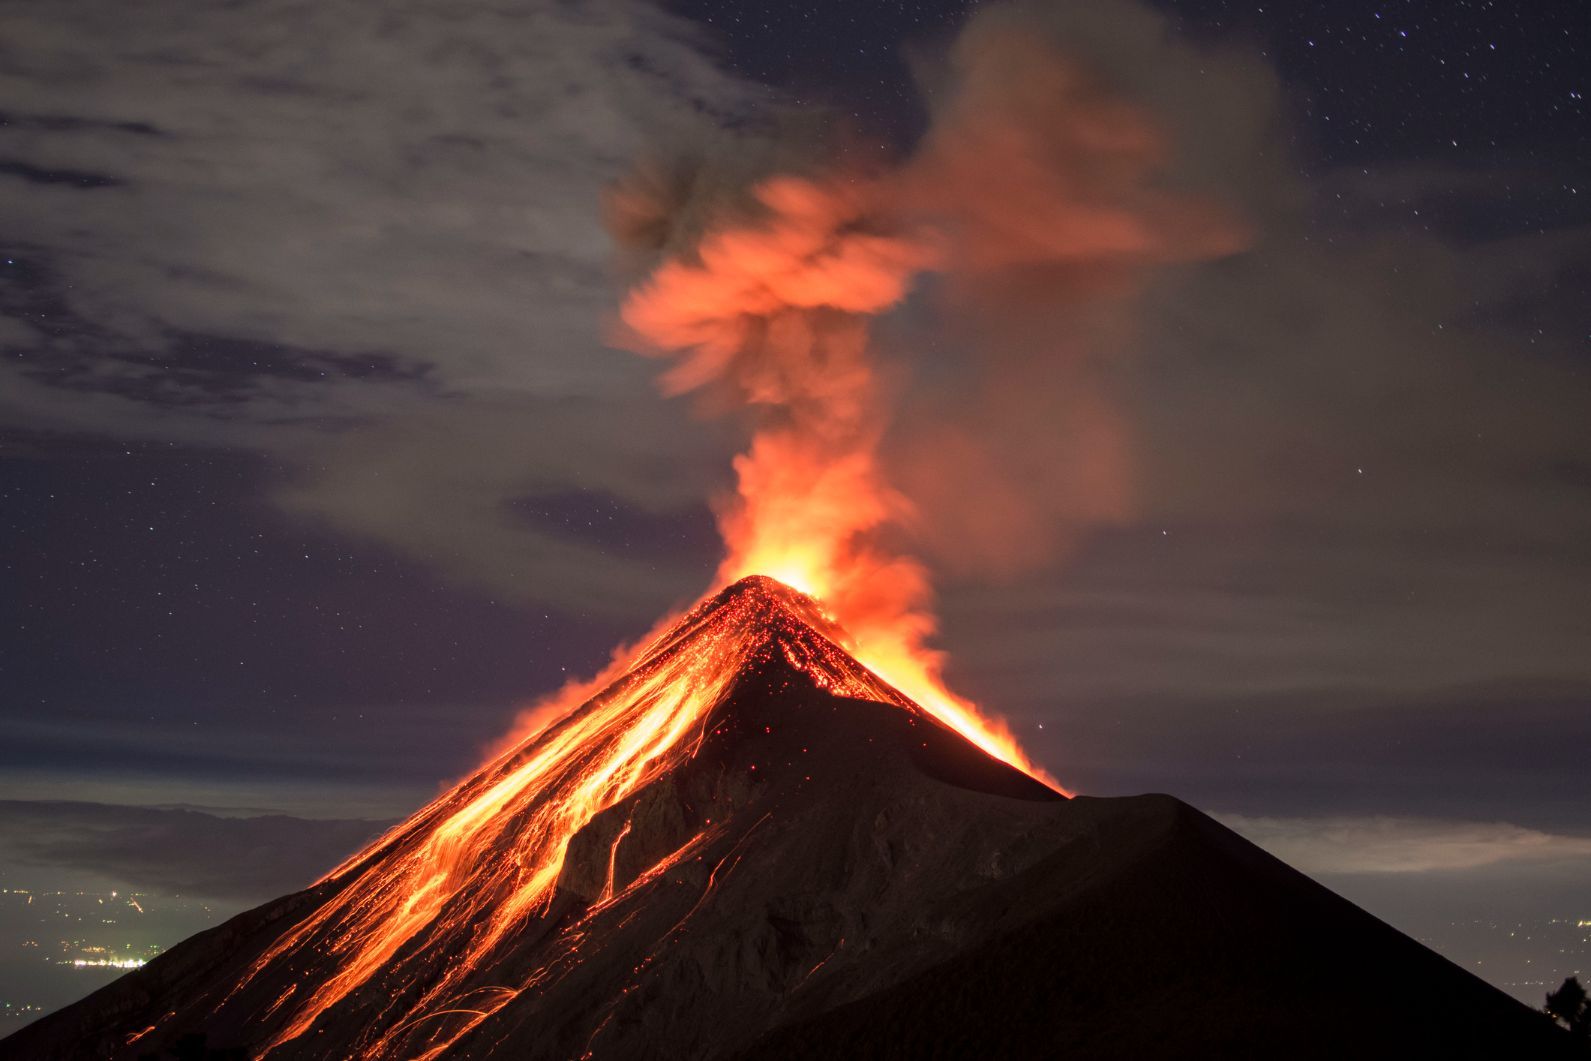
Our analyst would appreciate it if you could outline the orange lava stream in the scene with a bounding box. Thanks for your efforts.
[242,581,911,1057]
[728,551,1057,789]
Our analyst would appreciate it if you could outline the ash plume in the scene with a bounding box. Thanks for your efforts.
[606,2,1245,760]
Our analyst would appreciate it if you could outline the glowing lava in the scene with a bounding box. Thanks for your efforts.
[220,576,1016,1058]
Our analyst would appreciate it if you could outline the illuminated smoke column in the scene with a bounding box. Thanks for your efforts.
[610,21,1241,784]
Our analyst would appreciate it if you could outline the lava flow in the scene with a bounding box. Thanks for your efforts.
[214,575,1026,1059]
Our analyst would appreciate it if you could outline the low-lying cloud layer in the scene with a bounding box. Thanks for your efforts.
[1221,813,1591,875]
[0,801,390,902]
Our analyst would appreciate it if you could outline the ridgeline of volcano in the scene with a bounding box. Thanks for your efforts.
[3,577,1575,1060]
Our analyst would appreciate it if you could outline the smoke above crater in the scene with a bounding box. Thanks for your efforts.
[605,3,1247,772]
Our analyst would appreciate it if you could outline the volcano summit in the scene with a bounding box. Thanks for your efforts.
[2,577,1573,1059]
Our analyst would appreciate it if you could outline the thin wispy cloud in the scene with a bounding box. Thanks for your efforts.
[0,0,755,614]
[1220,813,1591,875]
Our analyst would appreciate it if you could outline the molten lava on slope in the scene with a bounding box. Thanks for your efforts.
[7,577,1053,1059]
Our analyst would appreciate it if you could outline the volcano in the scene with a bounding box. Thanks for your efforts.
[3,576,1573,1059]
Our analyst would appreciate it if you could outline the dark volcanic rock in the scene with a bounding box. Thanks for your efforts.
[2,577,1574,1060]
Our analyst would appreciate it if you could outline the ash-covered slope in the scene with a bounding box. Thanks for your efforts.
[3,577,1573,1060]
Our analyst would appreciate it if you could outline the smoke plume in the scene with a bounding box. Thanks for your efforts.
[606,3,1244,763]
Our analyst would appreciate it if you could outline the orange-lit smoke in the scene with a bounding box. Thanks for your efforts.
[612,175,1014,767]
[610,25,1242,785]
[889,18,1244,575]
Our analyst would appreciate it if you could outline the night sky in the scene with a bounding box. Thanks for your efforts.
[2,0,1588,1013]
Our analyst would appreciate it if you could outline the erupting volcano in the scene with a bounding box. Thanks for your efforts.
[4,575,1576,1060]
[8,576,1054,1059]
[4,16,1577,1060]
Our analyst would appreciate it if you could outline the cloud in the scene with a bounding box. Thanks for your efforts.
[271,396,729,613]
[0,801,391,902]
[0,0,750,400]
[1218,813,1591,874]
[0,0,758,611]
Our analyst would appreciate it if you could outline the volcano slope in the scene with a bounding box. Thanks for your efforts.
[3,577,1573,1060]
